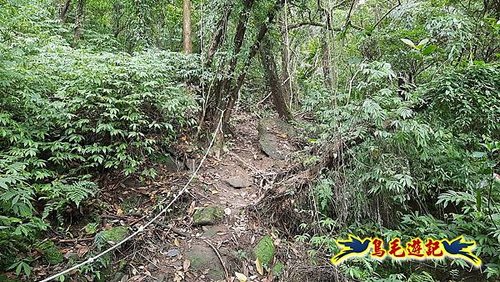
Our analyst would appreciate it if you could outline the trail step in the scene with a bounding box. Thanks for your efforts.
[225,176,252,188]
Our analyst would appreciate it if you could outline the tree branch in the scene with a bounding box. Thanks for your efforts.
[288,21,326,30]
[371,0,401,31]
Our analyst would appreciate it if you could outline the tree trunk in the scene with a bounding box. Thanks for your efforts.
[59,0,71,23]
[206,4,233,66]
[260,39,292,120]
[321,38,333,89]
[112,1,124,38]
[209,0,255,122]
[280,24,292,104]
[183,0,192,54]
[73,0,85,44]
[222,0,285,125]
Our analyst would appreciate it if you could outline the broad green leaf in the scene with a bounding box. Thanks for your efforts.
[422,45,437,55]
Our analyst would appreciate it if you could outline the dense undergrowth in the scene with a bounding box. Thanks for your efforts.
[0,0,199,275]
[301,61,499,280]
[0,0,498,281]
[293,2,500,280]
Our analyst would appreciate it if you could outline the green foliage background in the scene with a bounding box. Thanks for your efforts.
[0,0,498,281]
[296,1,499,280]
[0,0,199,274]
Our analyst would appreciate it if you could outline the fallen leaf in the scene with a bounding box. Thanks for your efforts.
[235,272,248,282]
[77,245,89,257]
[187,201,196,215]
[116,208,124,216]
[183,259,191,271]
[174,271,184,282]
[174,238,180,247]
[255,257,264,276]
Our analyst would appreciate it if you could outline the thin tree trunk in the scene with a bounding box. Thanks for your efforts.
[73,0,85,44]
[183,0,192,53]
[321,38,333,89]
[206,4,233,66]
[209,0,255,122]
[59,0,71,23]
[222,0,285,125]
[112,2,124,38]
[260,39,292,120]
[281,25,292,104]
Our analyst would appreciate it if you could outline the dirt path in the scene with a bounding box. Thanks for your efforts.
[112,113,298,282]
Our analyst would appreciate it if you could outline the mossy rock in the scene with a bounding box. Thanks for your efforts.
[154,153,184,172]
[193,206,224,226]
[99,226,129,245]
[186,244,225,280]
[254,235,275,266]
[38,241,64,265]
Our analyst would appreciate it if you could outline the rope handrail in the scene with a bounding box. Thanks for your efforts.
[40,110,223,282]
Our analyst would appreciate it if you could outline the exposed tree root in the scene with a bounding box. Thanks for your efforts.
[253,138,353,234]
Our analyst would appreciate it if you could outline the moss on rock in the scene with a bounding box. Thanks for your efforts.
[272,260,284,277]
[101,226,128,242]
[254,235,275,266]
[186,244,225,280]
[193,206,224,226]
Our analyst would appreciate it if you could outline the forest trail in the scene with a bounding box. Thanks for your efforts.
[114,113,299,282]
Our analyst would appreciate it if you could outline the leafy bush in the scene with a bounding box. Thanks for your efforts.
[0,1,200,272]
[301,61,500,279]
[422,62,500,143]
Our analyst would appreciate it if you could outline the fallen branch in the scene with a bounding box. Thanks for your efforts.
[204,239,229,279]
[57,238,94,243]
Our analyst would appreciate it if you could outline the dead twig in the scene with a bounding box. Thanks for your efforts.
[130,215,148,226]
[155,222,191,237]
[204,239,229,279]
[57,237,94,243]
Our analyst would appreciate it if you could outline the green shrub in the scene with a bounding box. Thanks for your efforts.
[0,0,200,272]
[301,61,500,279]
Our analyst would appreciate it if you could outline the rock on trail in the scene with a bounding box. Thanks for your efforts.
[258,117,297,160]
[225,176,252,189]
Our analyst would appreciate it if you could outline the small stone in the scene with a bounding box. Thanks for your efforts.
[193,206,224,226]
[165,248,180,257]
[226,177,252,188]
